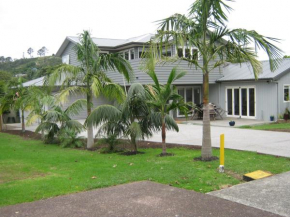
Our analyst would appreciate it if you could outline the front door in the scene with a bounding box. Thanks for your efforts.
[226,87,256,119]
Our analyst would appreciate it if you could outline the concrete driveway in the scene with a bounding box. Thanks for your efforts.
[146,123,290,157]
[5,120,290,157]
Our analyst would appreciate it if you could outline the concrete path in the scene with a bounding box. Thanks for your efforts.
[208,171,290,217]
[0,181,281,217]
[146,124,290,157]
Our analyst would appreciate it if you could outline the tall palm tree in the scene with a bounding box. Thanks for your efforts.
[49,30,133,149]
[153,0,282,160]
[86,83,156,153]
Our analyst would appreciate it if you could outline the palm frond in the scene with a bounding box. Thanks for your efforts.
[85,105,121,127]
[65,99,87,118]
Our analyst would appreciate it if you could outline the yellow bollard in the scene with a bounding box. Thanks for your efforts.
[219,134,225,173]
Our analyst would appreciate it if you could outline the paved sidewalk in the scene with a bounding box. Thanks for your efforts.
[208,171,290,217]
[0,181,281,217]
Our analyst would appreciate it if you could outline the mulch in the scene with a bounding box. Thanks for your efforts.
[1,130,42,140]
[0,130,202,150]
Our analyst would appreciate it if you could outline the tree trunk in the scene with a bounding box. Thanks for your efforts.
[21,109,25,133]
[86,89,94,149]
[131,136,137,153]
[0,114,3,132]
[161,117,166,155]
[41,119,45,140]
[202,72,212,160]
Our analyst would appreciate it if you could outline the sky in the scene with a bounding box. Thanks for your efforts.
[0,0,290,60]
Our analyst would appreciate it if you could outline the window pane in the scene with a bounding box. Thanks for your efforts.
[124,51,129,60]
[194,88,200,105]
[177,48,183,57]
[186,88,192,103]
[130,50,134,60]
[249,88,255,116]
[162,51,171,57]
[227,89,232,115]
[185,48,190,58]
[241,88,247,116]
[178,89,185,116]
[284,86,289,101]
[192,49,198,60]
[234,89,239,115]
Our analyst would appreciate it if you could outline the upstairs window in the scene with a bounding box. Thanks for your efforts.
[124,51,129,60]
[284,85,290,101]
[62,55,69,64]
[177,48,183,57]
[130,49,135,60]
[162,50,172,57]
[177,47,199,60]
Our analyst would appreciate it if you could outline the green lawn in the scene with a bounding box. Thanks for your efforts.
[240,122,290,130]
[1,132,290,207]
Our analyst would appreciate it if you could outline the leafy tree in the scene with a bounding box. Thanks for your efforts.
[0,56,5,63]
[37,49,44,57]
[27,47,34,58]
[5,57,12,62]
[48,30,133,149]
[86,83,157,153]
[153,0,282,160]
[41,47,48,56]
[284,55,290,59]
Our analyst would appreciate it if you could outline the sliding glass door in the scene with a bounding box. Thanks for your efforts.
[226,87,256,118]
[177,87,201,117]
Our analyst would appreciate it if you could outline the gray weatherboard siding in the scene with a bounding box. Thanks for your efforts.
[63,42,223,85]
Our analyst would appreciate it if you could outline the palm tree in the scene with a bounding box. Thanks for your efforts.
[26,86,55,140]
[145,67,189,155]
[49,30,133,149]
[0,78,31,133]
[86,83,155,153]
[35,99,86,143]
[153,0,282,160]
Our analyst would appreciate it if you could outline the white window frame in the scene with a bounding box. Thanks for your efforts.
[283,84,290,102]
[225,86,256,119]
[121,49,135,60]
[176,46,199,60]
[62,55,69,64]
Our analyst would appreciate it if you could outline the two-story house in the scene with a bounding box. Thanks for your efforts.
[23,33,290,122]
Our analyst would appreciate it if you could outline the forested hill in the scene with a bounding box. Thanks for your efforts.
[0,56,62,81]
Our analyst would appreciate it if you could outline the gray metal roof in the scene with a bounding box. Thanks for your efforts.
[218,59,290,82]
[56,33,154,57]
[23,76,45,87]
[69,33,154,47]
